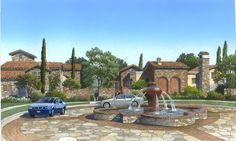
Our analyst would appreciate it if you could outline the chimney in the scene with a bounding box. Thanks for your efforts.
[156,57,162,65]
[198,51,210,92]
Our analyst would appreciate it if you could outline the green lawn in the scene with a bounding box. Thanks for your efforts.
[1,100,235,121]
[1,105,29,120]
[1,101,90,120]
[1,103,30,109]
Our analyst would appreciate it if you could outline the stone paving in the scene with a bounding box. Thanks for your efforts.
[18,107,236,141]
[198,107,236,141]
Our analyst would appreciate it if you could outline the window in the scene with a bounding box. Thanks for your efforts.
[211,72,215,79]
[116,94,125,99]
[192,78,196,84]
[32,72,37,76]
[125,94,135,99]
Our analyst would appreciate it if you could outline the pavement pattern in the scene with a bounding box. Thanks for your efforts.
[3,106,236,141]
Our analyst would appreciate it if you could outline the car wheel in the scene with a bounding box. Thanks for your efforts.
[60,107,65,115]
[131,101,139,107]
[30,114,35,117]
[103,102,110,108]
[49,109,54,117]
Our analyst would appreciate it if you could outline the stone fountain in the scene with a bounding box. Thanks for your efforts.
[93,82,207,127]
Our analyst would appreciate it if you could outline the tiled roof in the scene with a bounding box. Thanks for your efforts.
[1,61,81,80]
[188,65,217,74]
[1,70,25,80]
[47,62,63,70]
[1,61,39,70]
[9,49,37,58]
[119,64,142,73]
[62,64,81,70]
[149,61,189,69]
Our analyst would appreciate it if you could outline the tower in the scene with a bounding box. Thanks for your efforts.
[198,51,210,92]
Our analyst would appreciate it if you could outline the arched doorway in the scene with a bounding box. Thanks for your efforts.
[156,77,168,93]
[170,77,181,94]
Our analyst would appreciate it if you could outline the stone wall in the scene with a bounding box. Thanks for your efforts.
[1,81,18,98]
[154,69,188,93]
[12,54,34,61]
[198,52,210,92]
[64,87,116,100]
[224,88,236,95]
[120,68,137,92]
[64,88,92,99]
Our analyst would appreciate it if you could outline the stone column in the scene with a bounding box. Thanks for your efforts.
[198,52,210,92]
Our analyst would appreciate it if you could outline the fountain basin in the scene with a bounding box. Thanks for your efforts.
[93,104,207,126]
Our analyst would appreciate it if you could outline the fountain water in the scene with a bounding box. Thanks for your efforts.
[128,97,136,110]
[155,95,160,114]
[94,82,207,126]
[160,94,168,111]
[163,92,177,111]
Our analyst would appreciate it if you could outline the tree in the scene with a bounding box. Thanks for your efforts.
[48,73,61,91]
[222,41,228,62]
[66,57,94,88]
[138,53,143,69]
[216,46,221,66]
[16,74,41,98]
[63,78,81,90]
[40,38,46,93]
[71,48,76,79]
[86,47,119,89]
[117,58,128,70]
[176,53,199,70]
[131,80,147,89]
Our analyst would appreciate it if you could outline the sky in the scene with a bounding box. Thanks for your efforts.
[1,0,236,65]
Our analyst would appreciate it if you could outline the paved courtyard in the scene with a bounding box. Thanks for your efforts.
[2,106,236,141]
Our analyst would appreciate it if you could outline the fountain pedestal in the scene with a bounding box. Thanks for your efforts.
[143,82,162,112]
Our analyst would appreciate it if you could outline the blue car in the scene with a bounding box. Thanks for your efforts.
[28,97,66,117]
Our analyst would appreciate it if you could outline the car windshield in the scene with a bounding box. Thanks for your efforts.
[36,97,55,103]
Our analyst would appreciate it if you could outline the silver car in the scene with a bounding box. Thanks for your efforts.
[101,94,144,108]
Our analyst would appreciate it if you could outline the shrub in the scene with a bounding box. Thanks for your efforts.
[46,90,67,101]
[215,84,226,94]
[31,92,44,102]
[182,86,207,99]
[66,95,89,102]
[48,73,61,92]
[131,80,147,90]
[225,94,236,101]
[63,78,81,90]
[207,91,225,100]
[99,95,110,101]
[172,92,186,99]
[1,97,31,103]
[131,89,142,96]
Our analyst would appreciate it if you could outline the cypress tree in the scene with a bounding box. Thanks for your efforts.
[138,53,143,69]
[40,38,46,93]
[222,40,228,62]
[216,46,221,66]
[71,48,76,79]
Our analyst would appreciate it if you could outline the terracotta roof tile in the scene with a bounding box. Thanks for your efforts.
[62,64,81,70]
[1,61,39,70]
[150,61,189,69]
[1,71,25,80]
[9,49,37,58]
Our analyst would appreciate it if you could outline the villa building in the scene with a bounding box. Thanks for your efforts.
[120,51,217,93]
[1,49,81,98]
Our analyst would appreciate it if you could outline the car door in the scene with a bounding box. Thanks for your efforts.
[125,94,135,105]
[53,98,61,113]
[115,94,126,106]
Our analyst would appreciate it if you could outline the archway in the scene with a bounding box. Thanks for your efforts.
[170,77,181,94]
[156,77,168,93]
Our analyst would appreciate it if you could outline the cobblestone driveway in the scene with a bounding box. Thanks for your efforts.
[4,106,236,141]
